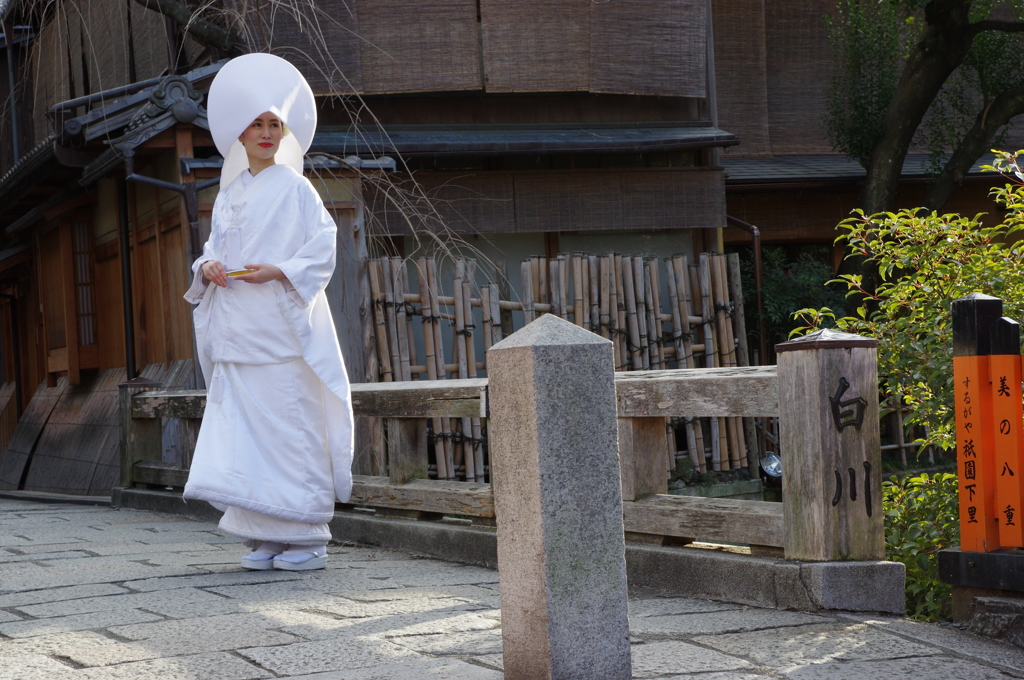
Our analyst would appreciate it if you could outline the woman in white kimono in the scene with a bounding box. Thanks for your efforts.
[182,54,354,571]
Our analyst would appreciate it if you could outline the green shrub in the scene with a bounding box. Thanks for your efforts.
[883,472,959,621]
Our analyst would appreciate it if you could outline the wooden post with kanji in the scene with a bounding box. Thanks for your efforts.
[990,316,1024,548]
[952,293,1005,552]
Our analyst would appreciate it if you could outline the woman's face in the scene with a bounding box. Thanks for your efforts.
[238,112,283,161]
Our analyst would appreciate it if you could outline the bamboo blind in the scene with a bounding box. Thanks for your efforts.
[365,169,726,235]
[368,252,752,483]
[713,0,771,156]
[356,0,481,94]
[589,0,707,98]
[764,0,837,155]
[479,0,590,92]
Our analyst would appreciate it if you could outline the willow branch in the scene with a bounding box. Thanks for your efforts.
[131,0,242,51]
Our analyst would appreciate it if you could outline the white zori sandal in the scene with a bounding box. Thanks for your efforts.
[240,542,286,571]
[273,545,328,571]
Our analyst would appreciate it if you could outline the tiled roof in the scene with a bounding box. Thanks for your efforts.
[721,153,998,183]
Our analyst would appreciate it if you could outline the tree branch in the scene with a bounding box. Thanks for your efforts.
[922,82,1024,211]
[131,0,242,52]
[968,20,1024,37]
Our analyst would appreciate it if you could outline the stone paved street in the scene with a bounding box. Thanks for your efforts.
[2,497,1024,679]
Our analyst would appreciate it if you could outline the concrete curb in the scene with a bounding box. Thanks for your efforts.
[0,490,111,506]
[114,487,906,614]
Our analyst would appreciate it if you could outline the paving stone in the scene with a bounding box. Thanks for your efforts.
[780,655,1016,680]
[389,629,504,656]
[629,608,827,636]
[121,569,305,592]
[282,657,503,679]
[331,585,497,603]
[0,652,76,680]
[280,611,501,640]
[17,587,234,618]
[0,610,24,623]
[839,613,1024,675]
[315,596,488,619]
[74,651,267,680]
[238,638,418,675]
[630,641,754,678]
[66,627,300,667]
[0,608,165,638]
[0,559,207,593]
[0,541,88,555]
[628,597,743,618]
[470,654,504,671]
[107,610,331,642]
[0,630,120,658]
[0,550,94,563]
[0,583,131,608]
[695,622,944,666]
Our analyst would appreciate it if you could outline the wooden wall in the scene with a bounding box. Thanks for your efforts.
[0,29,36,177]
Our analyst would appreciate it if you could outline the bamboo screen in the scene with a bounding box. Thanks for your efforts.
[356,0,482,94]
[368,252,755,483]
[764,0,837,154]
[589,0,707,97]
[225,0,363,95]
[712,0,771,156]
[365,169,725,235]
[512,169,725,231]
[363,173,516,235]
[479,0,590,92]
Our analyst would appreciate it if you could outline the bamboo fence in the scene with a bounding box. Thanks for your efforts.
[367,252,753,482]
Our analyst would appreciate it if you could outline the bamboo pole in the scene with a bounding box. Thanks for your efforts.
[521,259,536,323]
[621,256,642,371]
[709,255,739,469]
[614,254,628,370]
[599,255,612,341]
[481,284,493,353]
[549,257,562,318]
[588,254,600,332]
[489,283,503,345]
[631,256,649,370]
[717,254,747,469]
[559,254,569,321]
[453,274,472,481]
[380,257,403,382]
[367,260,392,382]
[462,277,485,482]
[415,258,449,482]
[426,257,455,480]
[573,253,585,327]
[392,257,412,382]
[698,255,725,471]
[727,252,757,472]
[674,256,706,473]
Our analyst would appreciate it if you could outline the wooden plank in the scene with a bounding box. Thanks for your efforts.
[347,475,494,517]
[387,418,429,485]
[616,366,778,417]
[59,221,80,385]
[134,460,188,487]
[133,389,206,419]
[135,368,778,421]
[120,379,163,487]
[623,494,783,548]
[618,417,670,501]
[350,379,488,418]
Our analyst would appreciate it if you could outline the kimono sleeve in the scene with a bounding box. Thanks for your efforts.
[275,182,337,308]
[183,230,219,304]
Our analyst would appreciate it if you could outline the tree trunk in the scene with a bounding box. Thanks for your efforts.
[923,84,1024,211]
[839,1,975,283]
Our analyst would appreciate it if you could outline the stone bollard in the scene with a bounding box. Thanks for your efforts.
[776,329,884,561]
[487,314,632,680]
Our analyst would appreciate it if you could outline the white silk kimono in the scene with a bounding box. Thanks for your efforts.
[182,164,354,544]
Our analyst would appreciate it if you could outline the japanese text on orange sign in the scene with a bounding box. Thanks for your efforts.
[954,356,1000,552]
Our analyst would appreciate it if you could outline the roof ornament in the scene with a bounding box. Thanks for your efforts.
[109,75,206,154]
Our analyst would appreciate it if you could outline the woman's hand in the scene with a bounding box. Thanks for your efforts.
[201,260,228,287]
[234,263,285,285]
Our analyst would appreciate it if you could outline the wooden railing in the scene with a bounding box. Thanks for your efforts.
[120,329,883,562]
[122,366,785,548]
